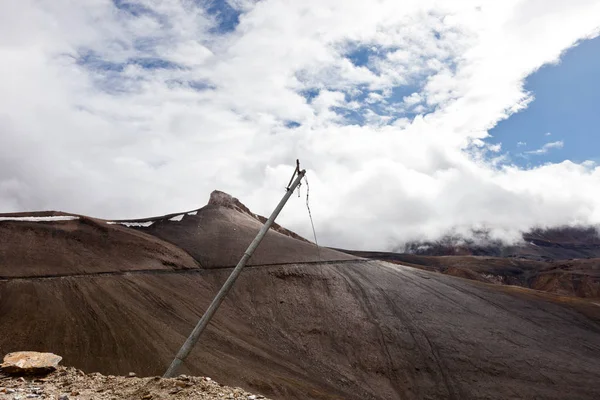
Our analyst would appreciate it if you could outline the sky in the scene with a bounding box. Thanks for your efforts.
[488,36,600,167]
[1,0,600,250]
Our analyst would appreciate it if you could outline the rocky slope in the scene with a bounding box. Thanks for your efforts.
[0,366,269,400]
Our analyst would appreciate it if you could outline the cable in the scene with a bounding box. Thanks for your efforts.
[303,174,321,261]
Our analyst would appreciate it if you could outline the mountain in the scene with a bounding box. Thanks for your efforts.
[1,192,600,400]
[113,190,355,268]
[402,226,600,260]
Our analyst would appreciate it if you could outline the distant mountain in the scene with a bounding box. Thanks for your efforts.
[402,226,600,261]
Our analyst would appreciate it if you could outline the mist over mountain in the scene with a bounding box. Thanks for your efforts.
[401,225,600,260]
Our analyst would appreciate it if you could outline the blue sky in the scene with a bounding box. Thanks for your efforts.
[113,0,241,33]
[488,36,600,167]
[203,0,240,33]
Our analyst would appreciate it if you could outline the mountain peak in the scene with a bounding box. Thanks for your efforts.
[207,189,312,244]
[208,190,254,217]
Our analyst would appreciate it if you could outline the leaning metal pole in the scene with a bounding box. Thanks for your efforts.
[163,168,307,378]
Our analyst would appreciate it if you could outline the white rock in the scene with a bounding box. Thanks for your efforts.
[1,352,62,375]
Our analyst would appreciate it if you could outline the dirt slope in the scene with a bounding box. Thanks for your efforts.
[1,261,599,399]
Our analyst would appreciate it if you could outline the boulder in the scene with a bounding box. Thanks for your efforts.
[1,352,62,375]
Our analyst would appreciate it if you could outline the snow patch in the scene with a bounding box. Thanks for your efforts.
[169,214,184,222]
[0,216,79,222]
[187,211,198,216]
[107,221,154,227]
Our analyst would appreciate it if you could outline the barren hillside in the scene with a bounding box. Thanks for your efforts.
[1,193,600,400]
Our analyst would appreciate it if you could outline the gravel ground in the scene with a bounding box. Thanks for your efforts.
[0,367,268,400]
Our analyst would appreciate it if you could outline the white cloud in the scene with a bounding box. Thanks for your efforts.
[517,141,527,147]
[545,132,552,136]
[487,143,502,153]
[525,140,565,155]
[1,0,600,250]
[365,92,386,104]
[402,92,422,106]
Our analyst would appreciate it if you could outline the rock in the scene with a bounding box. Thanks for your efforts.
[58,395,69,400]
[248,396,257,400]
[128,372,137,378]
[1,352,62,376]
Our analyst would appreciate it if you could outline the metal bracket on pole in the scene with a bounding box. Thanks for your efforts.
[286,159,301,191]
[163,164,307,378]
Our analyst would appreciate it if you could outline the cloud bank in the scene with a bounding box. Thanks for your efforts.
[1,0,600,250]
